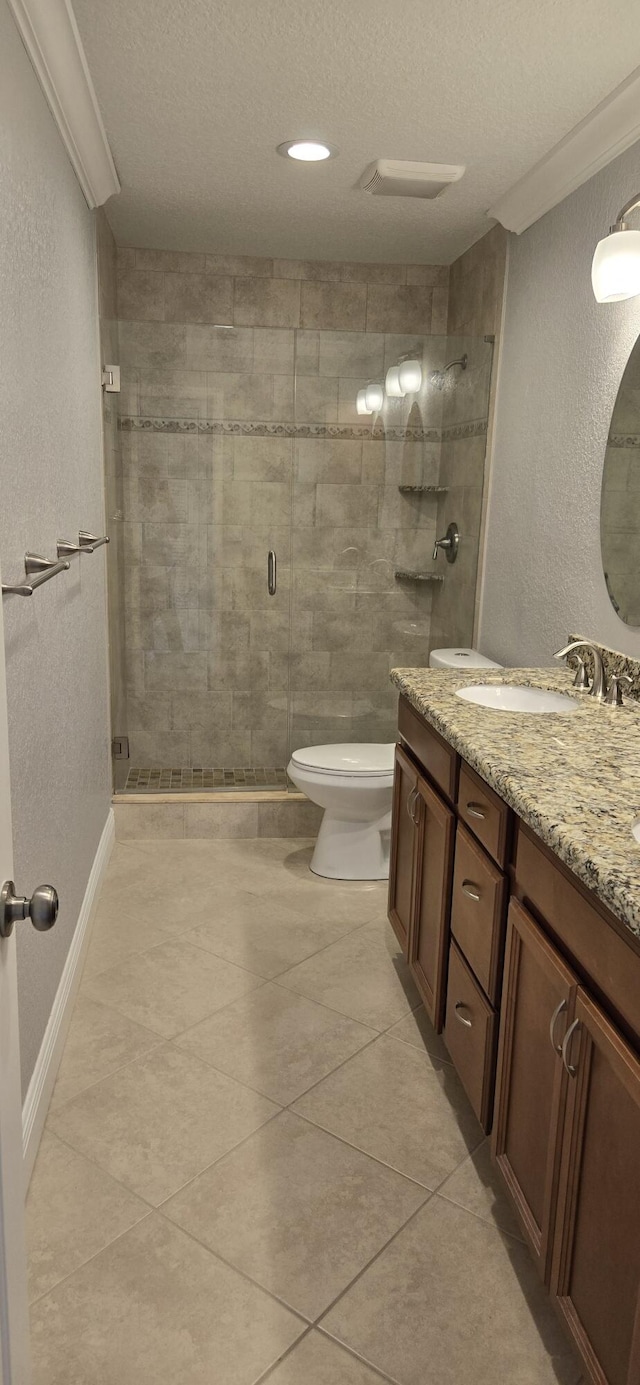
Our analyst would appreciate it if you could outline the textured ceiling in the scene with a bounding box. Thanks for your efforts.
[73,0,640,263]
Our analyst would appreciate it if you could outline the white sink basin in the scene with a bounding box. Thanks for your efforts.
[455,684,580,714]
[632,821,640,846]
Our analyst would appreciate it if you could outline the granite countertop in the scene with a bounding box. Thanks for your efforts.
[391,665,640,940]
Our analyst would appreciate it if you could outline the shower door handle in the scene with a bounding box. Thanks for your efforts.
[267,550,277,596]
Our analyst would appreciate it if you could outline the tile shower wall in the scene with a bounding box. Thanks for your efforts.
[116,251,450,769]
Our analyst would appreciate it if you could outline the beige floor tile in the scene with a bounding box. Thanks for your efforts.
[30,1213,304,1385]
[163,1110,426,1320]
[437,1138,526,1240]
[48,1044,278,1204]
[82,907,172,979]
[293,1034,482,1188]
[386,1003,453,1062]
[174,983,376,1105]
[27,1132,148,1303]
[96,847,223,933]
[48,997,160,1111]
[322,1197,582,1385]
[278,921,421,1030]
[263,1330,391,1383]
[82,939,262,1038]
[183,887,368,979]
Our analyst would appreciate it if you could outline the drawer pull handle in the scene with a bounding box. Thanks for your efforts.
[461,880,481,902]
[454,1001,473,1028]
[549,998,568,1055]
[561,1018,581,1077]
[466,802,487,820]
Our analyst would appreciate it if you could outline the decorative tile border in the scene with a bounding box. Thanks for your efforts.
[118,415,443,442]
[440,419,488,441]
[607,434,640,448]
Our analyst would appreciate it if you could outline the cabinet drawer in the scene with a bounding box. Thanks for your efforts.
[398,696,458,803]
[450,824,507,1004]
[444,941,497,1132]
[457,763,511,868]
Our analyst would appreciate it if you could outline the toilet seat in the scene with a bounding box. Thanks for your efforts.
[290,743,395,778]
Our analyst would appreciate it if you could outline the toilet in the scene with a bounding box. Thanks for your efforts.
[429,647,503,671]
[287,743,395,881]
[289,650,502,882]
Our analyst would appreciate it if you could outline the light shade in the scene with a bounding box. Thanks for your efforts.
[364,382,384,412]
[398,359,422,393]
[385,365,404,397]
[277,140,334,161]
[592,229,640,302]
[356,388,373,415]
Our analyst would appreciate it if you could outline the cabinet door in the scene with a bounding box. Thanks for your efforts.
[388,744,418,955]
[409,768,455,1031]
[551,990,640,1385]
[492,900,578,1278]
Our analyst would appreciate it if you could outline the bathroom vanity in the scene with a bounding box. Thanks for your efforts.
[388,666,640,1385]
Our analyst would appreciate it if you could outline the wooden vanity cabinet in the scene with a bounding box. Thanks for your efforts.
[388,741,455,1030]
[492,899,578,1278]
[388,744,418,955]
[390,693,640,1385]
[551,990,640,1385]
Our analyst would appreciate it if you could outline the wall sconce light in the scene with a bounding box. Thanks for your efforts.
[398,359,423,393]
[364,382,384,412]
[592,193,640,302]
[385,365,403,397]
[356,388,373,415]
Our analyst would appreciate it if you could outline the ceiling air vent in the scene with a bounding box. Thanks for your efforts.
[360,159,465,199]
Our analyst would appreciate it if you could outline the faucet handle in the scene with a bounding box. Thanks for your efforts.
[604,673,633,707]
[571,656,590,691]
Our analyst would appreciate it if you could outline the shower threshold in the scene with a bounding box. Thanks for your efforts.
[123,766,289,793]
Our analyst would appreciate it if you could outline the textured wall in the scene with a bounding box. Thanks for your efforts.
[116,250,452,771]
[0,2,111,1092]
[479,142,640,667]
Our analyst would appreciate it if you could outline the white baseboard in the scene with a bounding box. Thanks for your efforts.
[22,808,115,1184]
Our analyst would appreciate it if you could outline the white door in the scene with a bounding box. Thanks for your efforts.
[0,571,32,1384]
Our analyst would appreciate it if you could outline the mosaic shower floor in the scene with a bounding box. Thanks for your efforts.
[124,766,289,792]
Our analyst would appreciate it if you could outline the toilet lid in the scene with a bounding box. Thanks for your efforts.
[290,743,395,777]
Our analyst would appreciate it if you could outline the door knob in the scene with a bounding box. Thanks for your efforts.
[0,881,59,938]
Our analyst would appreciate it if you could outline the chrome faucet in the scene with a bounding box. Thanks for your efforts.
[554,641,607,701]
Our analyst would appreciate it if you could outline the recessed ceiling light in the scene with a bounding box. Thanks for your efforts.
[277,140,336,162]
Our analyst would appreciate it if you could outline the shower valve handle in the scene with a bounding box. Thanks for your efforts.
[432,522,460,564]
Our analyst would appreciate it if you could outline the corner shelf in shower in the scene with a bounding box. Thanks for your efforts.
[397,485,448,494]
[394,570,445,584]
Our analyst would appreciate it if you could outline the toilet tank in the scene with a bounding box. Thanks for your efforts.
[429,647,503,670]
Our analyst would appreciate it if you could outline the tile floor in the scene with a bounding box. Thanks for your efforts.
[27,836,584,1384]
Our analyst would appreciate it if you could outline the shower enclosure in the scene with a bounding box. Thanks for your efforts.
[108,317,493,793]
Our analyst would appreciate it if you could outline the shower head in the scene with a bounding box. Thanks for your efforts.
[429,353,468,389]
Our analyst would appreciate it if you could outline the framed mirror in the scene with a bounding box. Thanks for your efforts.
[601,337,640,626]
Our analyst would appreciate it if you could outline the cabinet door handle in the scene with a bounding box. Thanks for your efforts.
[466,801,487,820]
[454,1001,473,1028]
[561,1017,581,1077]
[267,550,277,596]
[406,787,418,823]
[549,998,568,1055]
[461,880,481,902]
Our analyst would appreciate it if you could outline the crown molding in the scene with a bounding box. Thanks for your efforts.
[7,0,120,208]
[488,65,640,234]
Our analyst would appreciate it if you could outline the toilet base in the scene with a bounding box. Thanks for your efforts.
[310,810,391,881]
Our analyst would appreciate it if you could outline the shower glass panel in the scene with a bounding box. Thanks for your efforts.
[116,324,294,792]
[288,330,494,759]
[113,317,492,793]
